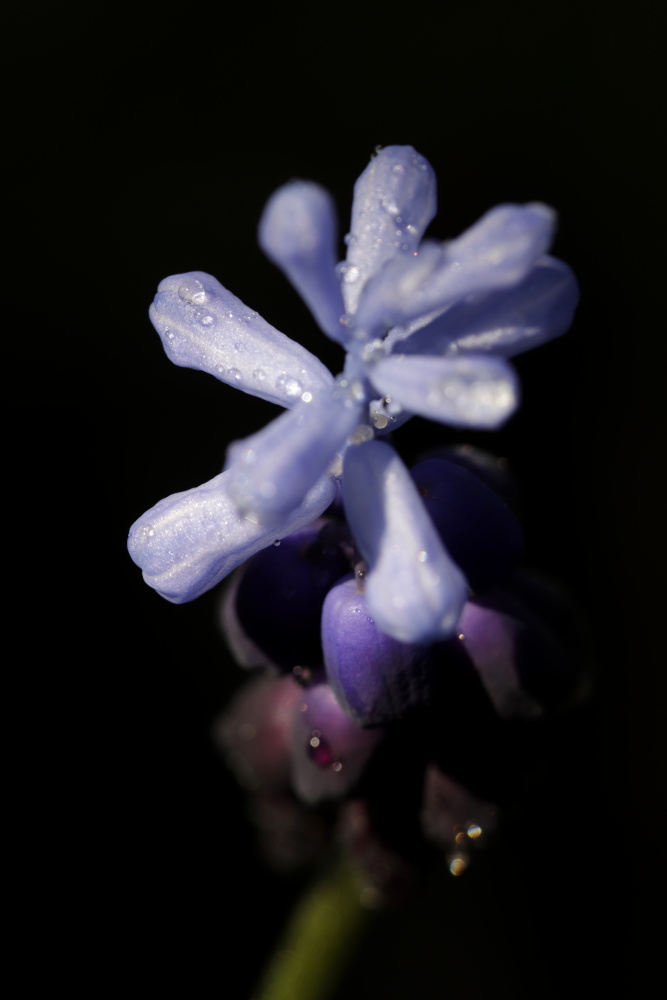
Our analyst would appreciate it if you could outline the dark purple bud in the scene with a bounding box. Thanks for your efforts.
[322,575,437,726]
[419,443,518,507]
[223,519,350,670]
[290,679,383,804]
[410,457,524,592]
[458,587,580,713]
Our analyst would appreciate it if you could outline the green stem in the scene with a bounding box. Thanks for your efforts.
[252,859,372,1000]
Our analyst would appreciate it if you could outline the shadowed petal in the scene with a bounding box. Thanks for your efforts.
[400,256,579,358]
[370,354,519,429]
[259,182,348,345]
[127,469,336,603]
[355,204,556,335]
[225,383,364,523]
[343,145,437,316]
[149,271,333,406]
[343,440,468,643]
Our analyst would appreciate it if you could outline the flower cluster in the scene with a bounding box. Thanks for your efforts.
[129,146,580,898]
[216,486,581,900]
[128,145,578,645]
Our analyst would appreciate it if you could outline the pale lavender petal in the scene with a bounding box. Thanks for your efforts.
[259,182,348,345]
[370,354,519,429]
[400,256,579,358]
[355,204,556,335]
[149,271,333,406]
[343,145,437,316]
[342,440,468,643]
[127,469,336,603]
[225,382,364,523]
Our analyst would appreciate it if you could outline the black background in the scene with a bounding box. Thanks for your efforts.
[10,2,662,996]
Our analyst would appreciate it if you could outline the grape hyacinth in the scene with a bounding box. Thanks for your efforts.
[129,146,581,901]
[128,144,578,645]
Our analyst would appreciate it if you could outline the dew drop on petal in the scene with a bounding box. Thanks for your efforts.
[276,374,303,398]
[308,732,334,767]
[177,278,206,304]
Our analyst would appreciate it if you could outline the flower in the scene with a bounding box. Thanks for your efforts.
[128,146,578,643]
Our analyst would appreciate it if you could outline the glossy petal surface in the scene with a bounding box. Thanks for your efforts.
[401,256,579,358]
[149,271,333,406]
[226,385,364,523]
[343,440,468,642]
[356,204,555,334]
[343,145,437,316]
[371,353,519,429]
[128,469,336,603]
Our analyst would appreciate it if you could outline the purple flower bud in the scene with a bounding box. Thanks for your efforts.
[410,457,524,593]
[322,575,437,726]
[289,680,383,804]
[222,520,350,671]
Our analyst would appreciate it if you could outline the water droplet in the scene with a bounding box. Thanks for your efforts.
[276,374,303,398]
[166,330,175,341]
[449,856,468,876]
[233,341,244,352]
[253,367,268,382]
[227,367,241,381]
[342,265,360,284]
[178,278,206,305]
[199,314,214,326]
[292,665,313,686]
[273,539,281,546]
[308,732,334,767]
[349,424,374,445]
